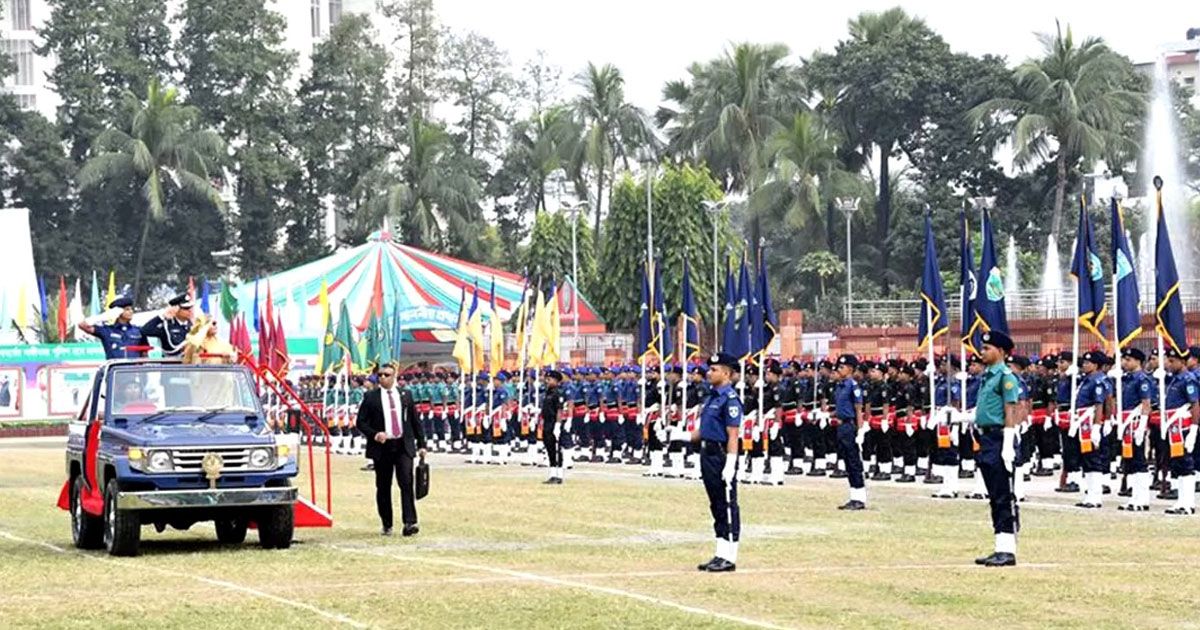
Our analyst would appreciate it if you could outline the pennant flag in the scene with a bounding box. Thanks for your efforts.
[528,287,548,369]
[257,305,273,368]
[200,279,211,316]
[918,211,950,350]
[958,206,978,354]
[720,260,737,356]
[37,276,48,323]
[1110,198,1142,349]
[264,282,275,335]
[680,259,701,363]
[1070,197,1108,348]
[56,277,68,341]
[333,300,362,373]
[105,271,116,310]
[756,245,777,358]
[489,277,504,376]
[68,278,85,340]
[544,280,561,365]
[317,303,337,375]
[363,311,386,370]
[466,282,486,372]
[732,256,752,361]
[89,270,100,317]
[220,281,239,323]
[969,206,1008,350]
[252,279,260,332]
[451,287,472,372]
[636,265,653,362]
[1154,179,1188,354]
[653,260,673,363]
[515,280,530,370]
[273,314,290,375]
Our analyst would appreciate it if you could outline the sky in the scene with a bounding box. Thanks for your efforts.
[432,0,1196,111]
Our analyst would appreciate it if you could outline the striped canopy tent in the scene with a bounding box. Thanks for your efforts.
[231,227,526,343]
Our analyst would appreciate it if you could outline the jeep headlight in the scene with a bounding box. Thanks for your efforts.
[248,448,273,469]
[146,450,173,473]
[275,444,291,467]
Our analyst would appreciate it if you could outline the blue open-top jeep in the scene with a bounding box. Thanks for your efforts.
[60,359,300,556]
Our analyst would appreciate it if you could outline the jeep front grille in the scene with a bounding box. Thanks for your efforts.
[168,446,256,473]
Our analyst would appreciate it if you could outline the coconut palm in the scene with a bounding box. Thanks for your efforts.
[569,62,656,244]
[78,80,226,302]
[749,111,843,244]
[969,21,1142,237]
[502,105,580,215]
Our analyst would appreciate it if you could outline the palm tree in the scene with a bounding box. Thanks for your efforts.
[657,42,806,192]
[570,62,656,244]
[505,105,580,215]
[79,80,226,302]
[969,21,1141,237]
[371,115,480,251]
[749,111,843,244]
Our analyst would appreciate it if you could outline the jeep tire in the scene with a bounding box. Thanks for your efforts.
[70,476,104,550]
[257,505,294,550]
[103,480,140,556]
[214,517,248,545]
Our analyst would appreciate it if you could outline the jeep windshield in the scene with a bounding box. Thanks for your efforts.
[107,366,261,422]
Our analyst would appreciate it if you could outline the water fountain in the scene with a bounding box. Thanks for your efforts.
[1005,236,1020,299]
[1138,231,1154,305]
[1142,55,1192,280]
[1040,234,1063,317]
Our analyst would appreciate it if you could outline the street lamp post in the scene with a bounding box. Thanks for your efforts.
[565,201,588,350]
[701,199,728,347]
[836,197,860,325]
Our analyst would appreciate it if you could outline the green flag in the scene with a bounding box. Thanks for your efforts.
[363,311,392,369]
[332,301,362,373]
[220,281,239,323]
[316,300,338,375]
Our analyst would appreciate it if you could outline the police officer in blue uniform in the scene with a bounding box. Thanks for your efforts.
[972,331,1020,567]
[691,353,743,573]
[1074,351,1111,508]
[78,297,149,360]
[1162,347,1198,514]
[833,354,867,510]
[140,293,195,358]
[1118,348,1155,511]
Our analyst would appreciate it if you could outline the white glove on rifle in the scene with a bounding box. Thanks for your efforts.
[1001,427,1016,473]
[905,424,915,438]
[769,424,779,440]
[721,456,737,483]
[855,424,867,447]
[552,422,561,440]
[1187,425,1197,454]
[1043,415,1052,431]
[881,416,890,433]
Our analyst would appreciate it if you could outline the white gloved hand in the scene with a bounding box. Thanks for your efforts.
[87,307,124,325]
[769,425,779,440]
[751,426,761,441]
[722,456,737,483]
[1134,426,1146,447]
[1001,427,1017,472]
[855,424,867,447]
[1186,426,1197,453]
[1043,416,1052,431]
[881,418,890,433]
[905,425,915,438]
[552,422,561,440]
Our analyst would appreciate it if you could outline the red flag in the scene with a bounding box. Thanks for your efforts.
[273,314,289,375]
[264,282,275,333]
[257,311,273,368]
[56,277,68,341]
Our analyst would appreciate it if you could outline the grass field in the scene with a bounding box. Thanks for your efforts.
[1,439,1196,629]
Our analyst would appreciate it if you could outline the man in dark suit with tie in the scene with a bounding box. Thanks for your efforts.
[356,363,427,536]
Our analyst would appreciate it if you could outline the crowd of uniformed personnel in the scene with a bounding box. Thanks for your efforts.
[281,344,1200,516]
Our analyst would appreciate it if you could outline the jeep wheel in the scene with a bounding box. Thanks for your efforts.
[103,480,140,557]
[70,476,103,550]
[214,517,248,545]
[257,505,294,550]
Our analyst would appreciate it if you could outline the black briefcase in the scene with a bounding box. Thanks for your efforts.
[415,456,430,500]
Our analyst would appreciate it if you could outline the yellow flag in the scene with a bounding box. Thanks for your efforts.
[467,303,485,374]
[527,290,546,368]
[489,307,504,376]
[543,285,560,365]
[451,294,471,371]
[514,292,529,369]
[105,271,116,308]
[16,285,27,329]
[318,279,330,331]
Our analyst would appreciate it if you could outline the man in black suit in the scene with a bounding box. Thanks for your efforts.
[356,363,426,536]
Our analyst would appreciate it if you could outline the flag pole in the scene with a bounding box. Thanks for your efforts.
[1111,198,1124,444]
[1152,180,1168,444]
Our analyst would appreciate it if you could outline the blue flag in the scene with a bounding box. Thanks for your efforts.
[653,260,673,362]
[748,258,763,359]
[637,264,653,362]
[720,260,737,355]
[969,206,1009,350]
[1070,197,1108,348]
[918,211,950,350]
[958,206,978,354]
[37,276,48,322]
[1110,199,1142,349]
[252,279,260,332]
[1154,186,1188,354]
[756,247,777,358]
[733,256,752,361]
[200,279,211,316]
[681,259,700,362]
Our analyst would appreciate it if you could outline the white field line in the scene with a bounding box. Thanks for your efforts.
[0,530,370,629]
[332,544,795,630]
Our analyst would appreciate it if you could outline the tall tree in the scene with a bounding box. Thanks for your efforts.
[379,0,440,118]
[969,21,1142,237]
[750,111,844,249]
[523,210,596,289]
[570,62,656,246]
[805,8,959,293]
[442,31,514,162]
[292,13,393,249]
[8,111,78,278]
[78,82,227,302]
[177,0,299,278]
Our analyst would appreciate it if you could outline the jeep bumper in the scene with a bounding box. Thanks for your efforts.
[116,487,297,510]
